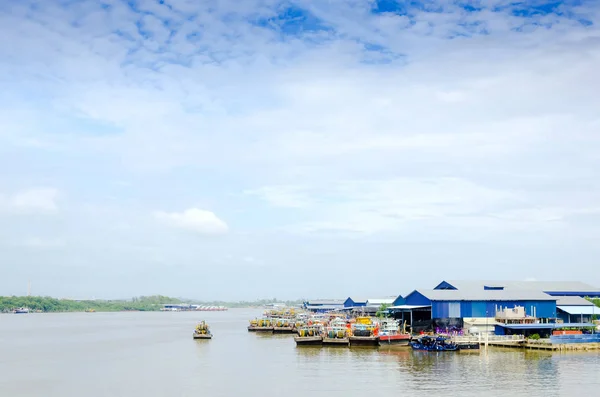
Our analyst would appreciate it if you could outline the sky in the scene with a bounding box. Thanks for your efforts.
[1,0,600,301]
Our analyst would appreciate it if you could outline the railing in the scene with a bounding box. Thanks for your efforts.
[451,335,525,343]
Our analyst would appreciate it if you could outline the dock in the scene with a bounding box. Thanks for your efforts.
[323,338,349,346]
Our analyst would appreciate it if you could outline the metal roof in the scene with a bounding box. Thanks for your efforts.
[305,304,344,310]
[305,299,345,305]
[557,306,598,315]
[415,289,557,302]
[555,296,594,306]
[366,298,395,306]
[388,305,431,310]
[441,280,600,293]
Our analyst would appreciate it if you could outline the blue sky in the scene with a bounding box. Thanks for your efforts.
[1,0,600,300]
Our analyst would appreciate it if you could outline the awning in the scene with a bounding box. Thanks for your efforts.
[557,305,598,315]
[388,305,431,310]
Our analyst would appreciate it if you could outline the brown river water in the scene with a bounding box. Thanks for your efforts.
[1,309,599,397]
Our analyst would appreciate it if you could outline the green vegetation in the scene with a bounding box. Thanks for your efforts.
[529,333,541,340]
[0,296,304,313]
[0,295,182,313]
[587,298,600,308]
[376,303,391,318]
[194,298,303,308]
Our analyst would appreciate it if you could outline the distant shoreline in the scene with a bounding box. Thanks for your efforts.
[0,295,302,314]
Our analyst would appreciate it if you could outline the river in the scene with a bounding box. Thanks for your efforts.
[1,309,598,396]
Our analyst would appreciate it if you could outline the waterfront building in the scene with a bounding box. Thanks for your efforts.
[303,299,345,313]
[389,288,558,334]
[556,296,597,324]
[390,279,600,334]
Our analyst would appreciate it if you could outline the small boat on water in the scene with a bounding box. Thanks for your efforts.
[248,318,274,332]
[294,325,323,346]
[14,307,29,314]
[410,336,458,351]
[193,321,213,339]
[378,320,411,346]
[349,317,380,347]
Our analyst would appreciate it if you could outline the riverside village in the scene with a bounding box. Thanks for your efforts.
[241,279,600,351]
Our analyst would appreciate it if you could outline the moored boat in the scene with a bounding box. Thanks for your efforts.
[294,325,323,346]
[193,321,213,339]
[349,317,380,347]
[410,336,458,351]
[378,320,411,346]
[322,317,350,346]
[248,318,274,332]
[273,318,295,333]
[14,307,29,314]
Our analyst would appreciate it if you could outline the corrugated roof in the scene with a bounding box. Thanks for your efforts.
[389,305,431,310]
[557,306,598,315]
[366,298,395,306]
[442,280,600,292]
[305,299,345,305]
[555,296,594,306]
[305,304,344,310]
[416,289,557,302]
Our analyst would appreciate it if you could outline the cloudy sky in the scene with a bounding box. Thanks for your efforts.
[1,0,599,300]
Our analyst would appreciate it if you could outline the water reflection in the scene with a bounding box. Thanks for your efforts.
[1,311,599,397]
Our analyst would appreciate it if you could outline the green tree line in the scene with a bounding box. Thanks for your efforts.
[0,295,182,313]
[0,295,304,313]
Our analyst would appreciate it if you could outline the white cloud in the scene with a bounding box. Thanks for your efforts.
[0,188,60,215]
[154,208,228,235]
[1,1,600,296]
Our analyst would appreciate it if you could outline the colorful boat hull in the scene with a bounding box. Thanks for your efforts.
[379,334,411,346]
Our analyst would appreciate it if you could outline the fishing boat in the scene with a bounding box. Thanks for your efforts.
[294,325,323,346]
[273,318,295,334]
[410,336,458,351]
[378,320,411,346]
[349,317,380,347]
[14,307,29,314]
[248,318,274,332]
[193,321,212,339]
[322,317,350,346]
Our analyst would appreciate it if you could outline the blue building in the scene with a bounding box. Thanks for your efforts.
[389,289,558,333]
[555,296,598,324]
[343,297,367,308]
